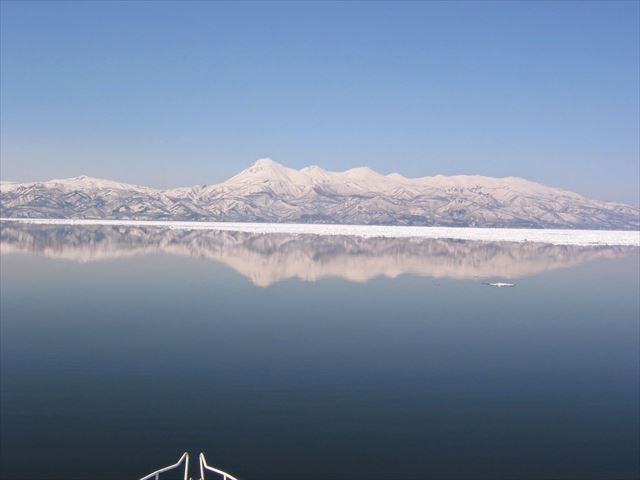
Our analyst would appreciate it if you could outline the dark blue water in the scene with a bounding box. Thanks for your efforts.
[1,226,638,479]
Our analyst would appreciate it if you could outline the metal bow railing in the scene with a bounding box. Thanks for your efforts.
[138,452,238,480]
[199,453,239,480]
[139,452,189,480]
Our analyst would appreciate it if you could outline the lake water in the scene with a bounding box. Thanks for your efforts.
[1,224,639,480]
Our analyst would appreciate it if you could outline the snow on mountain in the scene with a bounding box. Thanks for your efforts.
[1,175,155,193]
[1,158,638,230]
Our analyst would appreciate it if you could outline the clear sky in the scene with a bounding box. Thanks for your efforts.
[1,1,638,205]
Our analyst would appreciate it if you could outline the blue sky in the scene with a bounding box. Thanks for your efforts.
[1,1,638,204]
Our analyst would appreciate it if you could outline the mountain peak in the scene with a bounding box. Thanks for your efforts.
[47,175,153,192]
[252,158,283,169]
[55,174,94,182]
[50,175,113,185]
[343,166,384,180]
[237,158,290,178]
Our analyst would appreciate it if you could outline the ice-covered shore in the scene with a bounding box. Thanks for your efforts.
[2,218,639,247]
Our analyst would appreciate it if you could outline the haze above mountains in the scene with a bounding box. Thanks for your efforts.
[1,158,638,230]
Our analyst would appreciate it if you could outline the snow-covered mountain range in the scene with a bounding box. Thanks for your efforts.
[2,158,638,229]
[2,224,635,286]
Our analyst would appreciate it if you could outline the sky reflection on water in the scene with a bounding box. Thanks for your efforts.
[1,225,638,479]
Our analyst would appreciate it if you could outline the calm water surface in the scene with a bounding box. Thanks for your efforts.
[1,225,639,479]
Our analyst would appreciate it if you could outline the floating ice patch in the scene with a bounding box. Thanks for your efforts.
[1,218,639,247]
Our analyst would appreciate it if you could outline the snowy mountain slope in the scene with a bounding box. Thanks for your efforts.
[1,158,638,229]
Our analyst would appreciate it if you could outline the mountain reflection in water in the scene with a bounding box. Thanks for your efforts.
[1,224,635,286]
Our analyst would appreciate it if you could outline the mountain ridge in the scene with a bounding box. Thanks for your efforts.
[2,158,638,230]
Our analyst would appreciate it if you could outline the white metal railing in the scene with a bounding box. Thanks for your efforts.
[138,452,239,480]
[199,453,239,480]
[139,452,189,480]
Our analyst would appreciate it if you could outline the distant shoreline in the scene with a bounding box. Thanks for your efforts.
[2,218,638,247]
